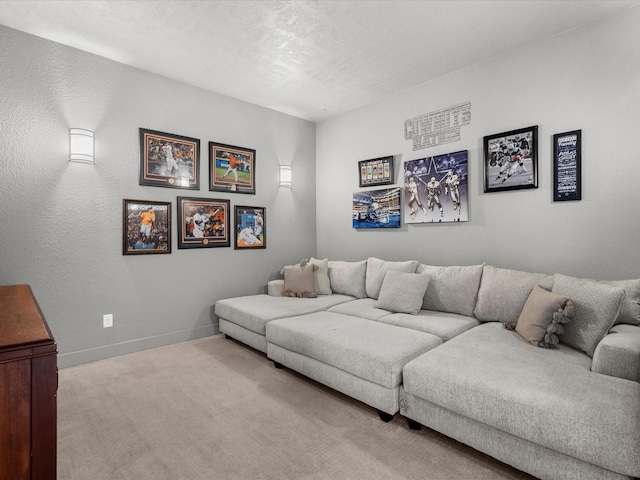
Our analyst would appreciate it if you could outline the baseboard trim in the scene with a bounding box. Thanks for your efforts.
[58,324,219,368]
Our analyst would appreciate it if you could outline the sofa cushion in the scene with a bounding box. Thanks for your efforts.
[379,310,479,342]
[266,311,442,389]
[365,257,419,300]
[374,271,430,315]
[515,285,571,347]
[283,264,317,297]
[474,265,553,322]
[327,298,392,321]
[591,324,640,383]
[402,322,640,474]
[601,278,640,326]
[309,257,332,295]
[417,263,483,317]
[214,294,355,335]
[552,274,625,357]
[328,260,367,298]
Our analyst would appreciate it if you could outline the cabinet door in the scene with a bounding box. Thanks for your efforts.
[0,358,31,480]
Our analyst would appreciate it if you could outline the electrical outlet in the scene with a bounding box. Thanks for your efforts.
[103,314,113,328]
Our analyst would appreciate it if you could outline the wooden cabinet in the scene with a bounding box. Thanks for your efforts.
[0,285,57,480]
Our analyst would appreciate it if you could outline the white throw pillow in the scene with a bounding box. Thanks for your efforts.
[375,271,430,315]
[418,263,484,317]
[309,257,332,295]
[365,257,419,300]
[328,260,367,298]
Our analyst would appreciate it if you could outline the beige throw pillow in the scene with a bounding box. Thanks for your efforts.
[515,285,571,347]
[283,264,318,298]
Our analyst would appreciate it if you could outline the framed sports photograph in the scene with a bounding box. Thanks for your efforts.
[553,130,582,202]
[234,206,266,249]
[352,187,401,229]
[123,200,171,255]
[358,156,394,187]
[483,125,538,193]
[177,197,231,249]
[139,128,200,190]
[209,142,256,194]
[403,150,468,224]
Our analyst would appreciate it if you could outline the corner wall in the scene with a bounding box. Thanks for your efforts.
[316,7,640,280]
[0,25,316,367]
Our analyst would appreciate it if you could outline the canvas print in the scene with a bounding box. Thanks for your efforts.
[234,206,266,249]
[484,126,538,193]
[139,129,199,190]
[209,142,256,194]
[352,187,401,229]
[404,150,468,223]
[123,200,171,255]
[177,197,230,249]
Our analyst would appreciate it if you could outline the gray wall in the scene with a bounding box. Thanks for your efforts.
[316,7,640,280]
[0,26,317,367]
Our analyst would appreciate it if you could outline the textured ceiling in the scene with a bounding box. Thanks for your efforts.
[0,0,638,122]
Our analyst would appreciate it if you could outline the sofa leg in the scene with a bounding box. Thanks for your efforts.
[224,334,232,340]
[273,361,284,369]
[407,418,422,431]
[378,410,394,423]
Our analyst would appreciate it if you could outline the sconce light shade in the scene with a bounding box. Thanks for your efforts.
[69,128,95,164]
[279,165,292,188]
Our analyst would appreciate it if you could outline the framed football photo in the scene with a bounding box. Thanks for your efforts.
[483,125,538,193]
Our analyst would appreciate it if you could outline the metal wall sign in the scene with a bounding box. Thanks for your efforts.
[404,101,471,151]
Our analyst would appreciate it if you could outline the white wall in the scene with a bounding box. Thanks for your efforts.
[0,26,317,367]
[316,7,640,280]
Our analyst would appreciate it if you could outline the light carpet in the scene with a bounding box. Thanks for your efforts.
[57,335,535,480]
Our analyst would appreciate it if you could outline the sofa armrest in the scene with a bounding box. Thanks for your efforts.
[591,324,640,383]
[268,279,284,297]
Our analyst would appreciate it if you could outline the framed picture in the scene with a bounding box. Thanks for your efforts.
[483,125,538,193]
[553,130,582,202]
[209,142,256,194]
[177,197,231,249]
[139,128,200,190]
[123,199,171,255]
[358,156,394,187]
[403,150,468,223]
[352,187,401,229]
[234,206,266,249]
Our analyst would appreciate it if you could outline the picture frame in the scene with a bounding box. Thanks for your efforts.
[139,128,200,190]
[352,187,401,229]
[553,130,582,202]
[176,197,231,249]
[209,142,256,194]
[358,156,394,187]
[403,150,468,224]
[483,125,538,193]
[234,206,266,249]
[123,199,171,255]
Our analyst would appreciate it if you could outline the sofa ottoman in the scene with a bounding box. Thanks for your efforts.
[266,311,442,419]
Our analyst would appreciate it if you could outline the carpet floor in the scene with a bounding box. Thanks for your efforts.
[57,335,536,480]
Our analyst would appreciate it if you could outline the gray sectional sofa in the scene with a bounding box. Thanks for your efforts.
[214,257,640,480]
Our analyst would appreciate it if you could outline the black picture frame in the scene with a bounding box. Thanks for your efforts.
[483,126,538,193]
[234,206,266,249]
[139,128,200,190]
[123,199,171,255]
[176,197,231,249]
[553,130,582,202]
[209,142,256,194]
[358,156,394,187]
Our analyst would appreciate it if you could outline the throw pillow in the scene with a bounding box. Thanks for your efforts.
[283,264,318,298]
[374,271,430,315]
[309,257,332,295]
[328,260,367,298]
[474,265,554,322]
[417,263,484,317]
[512,285,574,348]
[600,279,640,326]
[365,257,419,300]
[552,274,625,357]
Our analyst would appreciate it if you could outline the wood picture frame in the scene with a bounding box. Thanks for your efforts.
[123,199,171,255]
[358,156,394,187]
[553,130,582,202]
[139,128,200,190]
[176,196,231,249]
[234,206,266,249]
[483,125,538,193]
[209,142,256,194]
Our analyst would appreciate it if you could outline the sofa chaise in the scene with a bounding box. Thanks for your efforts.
[214,257,640,480]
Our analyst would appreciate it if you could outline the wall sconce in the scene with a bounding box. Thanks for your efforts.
[279,165,292,188]
[69,128,95,164]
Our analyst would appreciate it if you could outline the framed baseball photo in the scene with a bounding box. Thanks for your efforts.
[483,125,538,193]
[123,199,171,255]
[209,142,256,194]
[139,128,200,190]
[234,206,266,249]
[176,197,231,249]
[358,156,394,187]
